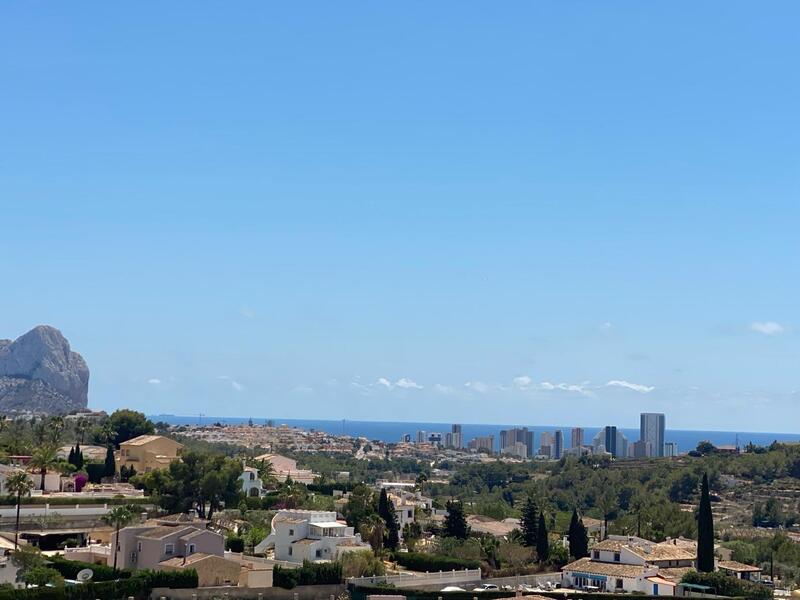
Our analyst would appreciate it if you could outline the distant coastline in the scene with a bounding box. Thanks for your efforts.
[150,414,800,453]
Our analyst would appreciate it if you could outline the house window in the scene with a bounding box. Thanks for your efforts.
[408,510,413,518]
[137,542,142,552]
[614,552,620,562]
[289,529,294,536]
[616,578,623,589]
[188,544,196,555]
[288,546,293,556]
[593,550,599,559]
[316,549,322,558]
[165,543,174,555]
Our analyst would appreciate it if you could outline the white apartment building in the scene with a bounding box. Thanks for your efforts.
[254,510,370,563]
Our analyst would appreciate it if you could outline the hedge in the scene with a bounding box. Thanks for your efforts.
[307,482,357,495]
[392,552,479,572]
[0,568,198,600]
[274,561,342,589]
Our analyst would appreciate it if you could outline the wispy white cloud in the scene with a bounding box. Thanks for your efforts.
[750,321,784,336]
[240,306,256,319]
[539,381,594,396]
[147,378,162,385]
[395,378,423,390]
[433,383,455,395]
[513,375,533,389]
[292,384,314,394]
[606,379,654,393]
[376,377,423,390]
[465,381,490,393]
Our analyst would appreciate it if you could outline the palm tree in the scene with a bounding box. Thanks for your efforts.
[103,505,136,572]
[415,473,428,493]
[29,444,59,491]
[359,514,386,554]
[75,416,90,444]
[257,460,278,489]
[6,472,33,549]
[597,490,617,540]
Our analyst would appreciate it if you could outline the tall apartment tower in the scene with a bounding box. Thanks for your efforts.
[451,424,463,449]
[602,425,618,456]
[571,427,584,448]
[553,430,564,459]
[640,413,665,457]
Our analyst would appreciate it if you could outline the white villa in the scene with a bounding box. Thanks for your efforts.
[254,509,369,563]
[239,465,266,497]
[562,535,697,596]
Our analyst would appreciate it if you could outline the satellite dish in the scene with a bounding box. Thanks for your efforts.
[76,569,94,582]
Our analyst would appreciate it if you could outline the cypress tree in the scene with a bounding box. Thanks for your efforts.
[104,445,116,478]
[378,489,400,550]
[68,447,75,466]
[74,443,84,470]
[536,511,549,563]
[520,496,538,547]
[697,472,715,572]
[567,509,580,558]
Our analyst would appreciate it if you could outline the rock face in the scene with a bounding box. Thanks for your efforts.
[0,325,89,414]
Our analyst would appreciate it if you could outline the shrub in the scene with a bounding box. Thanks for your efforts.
[225,535,245,552]
[393,552,479,572]
[681,570,771,600]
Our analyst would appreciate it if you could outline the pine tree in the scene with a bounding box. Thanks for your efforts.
[443,500,470,539]
[697,472,715,572]
[536,511,549,563]
[104,445,116,478]
[520,496,538,547]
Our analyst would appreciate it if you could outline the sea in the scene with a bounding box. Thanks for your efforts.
[150,415,800,454]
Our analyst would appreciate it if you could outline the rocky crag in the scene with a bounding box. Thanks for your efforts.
[0,325,89,414]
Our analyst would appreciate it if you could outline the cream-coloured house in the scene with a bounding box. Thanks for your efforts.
[253,453,316,484]
[159,552,241,587]
[116,435,183,474]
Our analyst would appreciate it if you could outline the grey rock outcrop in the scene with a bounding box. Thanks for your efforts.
[0,325,89,414]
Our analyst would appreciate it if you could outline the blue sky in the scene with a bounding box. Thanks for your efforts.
[1,3,798,431]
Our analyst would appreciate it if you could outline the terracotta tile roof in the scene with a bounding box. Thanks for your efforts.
[719,560,762,572]
[121,434,183,448]
[658,567,693,582]
[292,538,318,546]
[138,526,195,540]
[159,553,231,568]
[563,557,647,578]
[591,538,627,551]
[629,544,696,562]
